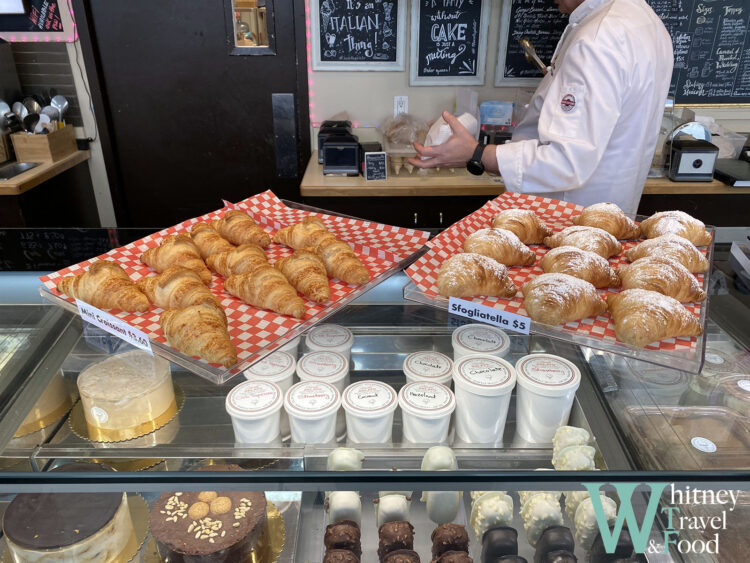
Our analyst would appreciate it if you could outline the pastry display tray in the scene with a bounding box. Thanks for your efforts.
[38,193,430,385]
[403,192,715,374]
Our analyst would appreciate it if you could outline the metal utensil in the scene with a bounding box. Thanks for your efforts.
[4,112,23,133]
[51,95,69,123]
[23,96,42,115]
[34,113,51,133]
[519,38,548,75]
[12,102,28,119]
[40,105,59,121]
[0,100,10,119]
[23,113,40,133]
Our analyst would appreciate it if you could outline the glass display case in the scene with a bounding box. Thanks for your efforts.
[0,235,749,562]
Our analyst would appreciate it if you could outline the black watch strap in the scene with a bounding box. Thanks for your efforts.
[467,142,486,176]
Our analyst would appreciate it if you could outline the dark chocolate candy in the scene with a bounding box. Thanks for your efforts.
[588,527,635,562]
[540,550,577,563]
[432,523,469,557]
[431,550,473,563]
[534,526,575,563]
[324,520,362,558]
[379,520,414,560]
[383,549,422,563]
[496,557,528,563]
[324,549,361,563]
[482,526,519,562]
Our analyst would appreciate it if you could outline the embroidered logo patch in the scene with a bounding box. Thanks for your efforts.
[560,94,576,112]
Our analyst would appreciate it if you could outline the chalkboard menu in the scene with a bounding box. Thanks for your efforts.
[496,0,750,105]
[311,0,406,71]
[0,0,64,32]
[410,0,490,85]
[364,152,387,180]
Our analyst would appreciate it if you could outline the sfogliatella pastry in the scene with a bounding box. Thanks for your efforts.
[572,202,640,239]
[491,209,552,244]
[606,289,703,347]
[617,257,706,302]
[149,465,267,562]
[161,301,238,367]
[540,246,620,288]
[522,273,607,325]
[225,266,306,318]
[379,521,414,561]
[141,233,212,284]
[437,253,517,299]
[56,260,149,312]
[190,222,235,259]
[211,209,272,247]
[543,226,622,258]
[276,250,331,303]
[77,350,177,441]
[137,265,220,309]
[432,523,469,557]
[3,463,138,562]
[639,210,712,246]
[463,228,536,266]
[207,243,269,277]
[625,234,708,273]
[325,520,362,558]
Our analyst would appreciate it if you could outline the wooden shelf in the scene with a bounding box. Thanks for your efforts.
[300,152,750,197]
[0,151,91,196]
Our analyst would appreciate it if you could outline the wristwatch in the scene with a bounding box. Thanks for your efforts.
[466,142,486,176]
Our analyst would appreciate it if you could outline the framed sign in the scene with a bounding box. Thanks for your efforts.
[0,0,76,42]
[409,0,490,86]
[311,0,406,71]
[364,151,387,180]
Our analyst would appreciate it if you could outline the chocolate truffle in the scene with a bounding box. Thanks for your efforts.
[534,526,575,563]
[383,549,421,563]
[432,523,470,557]
[431,551,473,563]
[482,526,519,561]
[496,557,529,563]
[541,551,577,563]
[324,520,362,558]
[324,549,361,563]
[379,520,415,560]
[588,527,635,562]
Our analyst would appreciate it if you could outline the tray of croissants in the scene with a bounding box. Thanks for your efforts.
[39,191,430,383]
[404,192,714,373]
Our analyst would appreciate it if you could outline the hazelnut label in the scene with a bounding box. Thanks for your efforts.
[246,352,293,377]
[299,351,347,379]
[402,382,453,411]
[345,381,396,411]
[456,326,508,352]
[457,357,512,387]
[405,352,452,379]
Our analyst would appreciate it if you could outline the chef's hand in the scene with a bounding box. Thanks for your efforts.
[408,111,478,169]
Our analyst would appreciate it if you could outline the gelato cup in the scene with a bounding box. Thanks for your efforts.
[398,381,456,444]
[305,324,354,361]
[341,380,398,443]
[402,351,453,386]
[225,380,283,444]
[243,350,296,439]
[452,323,510,360]
[284,380,341,444]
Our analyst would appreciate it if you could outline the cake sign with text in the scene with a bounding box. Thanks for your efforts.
[416,0,483,77]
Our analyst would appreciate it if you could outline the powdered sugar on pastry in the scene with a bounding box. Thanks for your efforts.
[543,226,622,258]
[522,273,607,325]
[639,210,712,246]
[490,209,552,244]
[625,234,709,273]
[463,228,536,266]
[571,202,640,239]
[540,246,620,288]
[618,257,706,302]
[437,253,517,298]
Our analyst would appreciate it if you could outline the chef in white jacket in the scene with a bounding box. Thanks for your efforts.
[410,0,673,215]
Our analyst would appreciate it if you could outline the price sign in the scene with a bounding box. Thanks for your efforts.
[448,297,530,335]
[76,299,153,354]
[364,152,387,181]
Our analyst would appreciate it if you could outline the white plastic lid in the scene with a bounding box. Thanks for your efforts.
[453,355,516,396]
[296,351,349,384]
[398,381,456,420]
[402,351,453,384]
[225,380,283,420]
[452,324,511,357]
[243,351,296,383]
[515,354,581,397]
[342,380,398,419]
[306,324,354,352]
[284,380,341,420]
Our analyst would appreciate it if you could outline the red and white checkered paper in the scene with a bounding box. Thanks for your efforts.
[40,191,430,368]
[406,192,708,352]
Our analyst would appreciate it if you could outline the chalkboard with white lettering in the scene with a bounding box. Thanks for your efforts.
[495,0,750,104]
[311,0,406,71]
[364,152,388,180]
[410,0,490,85]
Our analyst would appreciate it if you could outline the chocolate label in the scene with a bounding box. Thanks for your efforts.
[457,357,512,387]
[456,326,507,352]
[405,352,452,378]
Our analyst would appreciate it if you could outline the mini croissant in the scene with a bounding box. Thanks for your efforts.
[639,210,712,246]
[572,203,640,239]
[463,228,536,266]
[625,234,709,273]
[160,301,237,367]
[522,273,607,325]
[543,226,622,258]
[275,250,330,303]
[225,266,306,319]
[211,210,271,247]
[137,266,220,309]
[607,289,703,347]
[617,257,706,302]
[491,209,553,244]
[141,234,212,285]
[190,223,234,259]
[56,260,149,312]
[437,253,517,298]
[540,246,620,288]
[206,243,268,278]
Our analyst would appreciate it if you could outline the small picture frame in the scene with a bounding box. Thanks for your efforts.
[364,152,388,181]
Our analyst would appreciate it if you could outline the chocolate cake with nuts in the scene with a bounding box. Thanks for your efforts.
[148,464,266,562]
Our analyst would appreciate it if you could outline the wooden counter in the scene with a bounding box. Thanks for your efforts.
[300,152,750,197]
[0,150,91,196]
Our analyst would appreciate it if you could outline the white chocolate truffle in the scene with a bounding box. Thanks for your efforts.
[422,490,462,525]
[522,496,564,547]
[564,489,592,522]
[327,447,365,471]
[326,491,362,526]
[575,494,617,550]
[421,446,458,471]
[552,426,590,465]
[555,445,597,471]
[470,492,514,539]
[519,490,561,510]
[376,494,411,528]
[471,490,493,502]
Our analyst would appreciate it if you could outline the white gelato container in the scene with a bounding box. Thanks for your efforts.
[515,354,581,444]
[225,380,283,444]
[452,324,511,360]
[284,380,341,444]
[452,355,516,444]
[279,336,302,358]
[398,381,456,444]
[305,324,354,360]
[342,380,398,443]
[244,350,296,439]
[402,351,453,386]
[296,351,350,391]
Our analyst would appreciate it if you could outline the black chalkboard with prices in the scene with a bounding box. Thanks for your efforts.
[497,0,750,105]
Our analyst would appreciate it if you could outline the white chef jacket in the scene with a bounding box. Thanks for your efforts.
[496,0,673,215]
